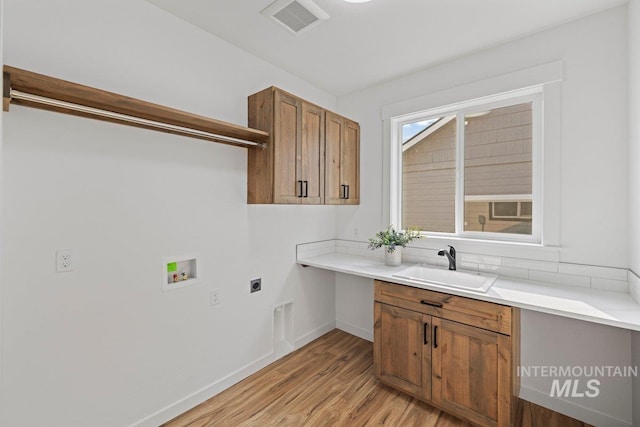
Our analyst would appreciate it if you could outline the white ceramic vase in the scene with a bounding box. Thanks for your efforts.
[385,246,402,267]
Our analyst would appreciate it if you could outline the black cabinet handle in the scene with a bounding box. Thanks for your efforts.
[346,185,350,200]
[423,323,429,345]
[340,184,346,199]
[297,180,303,198]
[433,325,438,349]
[303,181,308,198]
[420,300,443,308]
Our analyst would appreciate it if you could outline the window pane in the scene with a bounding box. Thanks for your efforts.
[463,103,533,235]
[402,118,440,143]
[493,202,518,217]
[402,116,456,232]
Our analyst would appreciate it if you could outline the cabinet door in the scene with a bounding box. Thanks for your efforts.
[273,90,302,204]
[341,119,360,205]
[374,302,432,401]
[324,111,343,204]
[300,102,324,204]
[432,318,511,427]
[325,112,360,205]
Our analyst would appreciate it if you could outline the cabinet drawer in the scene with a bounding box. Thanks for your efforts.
[374,280,512,335]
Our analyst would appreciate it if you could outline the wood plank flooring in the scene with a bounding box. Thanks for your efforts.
[163,329,592,427]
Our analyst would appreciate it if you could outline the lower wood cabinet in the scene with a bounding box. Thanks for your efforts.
[374,280,519,427]
[432,317,512,427]
[374,303,432,401]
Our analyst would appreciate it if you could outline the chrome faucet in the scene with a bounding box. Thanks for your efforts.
[438,245,456,270]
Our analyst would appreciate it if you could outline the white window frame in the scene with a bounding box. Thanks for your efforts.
[391,86,543,244]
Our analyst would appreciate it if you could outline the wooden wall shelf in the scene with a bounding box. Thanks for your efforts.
[2,65,269,148]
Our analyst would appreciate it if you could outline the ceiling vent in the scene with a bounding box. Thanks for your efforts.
[261,0,329,35]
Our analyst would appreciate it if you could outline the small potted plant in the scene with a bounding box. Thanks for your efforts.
[368,225,422,266]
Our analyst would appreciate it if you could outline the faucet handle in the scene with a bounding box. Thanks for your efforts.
[447,245,456,257]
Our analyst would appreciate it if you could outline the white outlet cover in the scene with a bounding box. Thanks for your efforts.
[56,249,74,272]
[210,288,221,306]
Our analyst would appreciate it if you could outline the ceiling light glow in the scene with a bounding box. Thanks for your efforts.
[344,0,372,3]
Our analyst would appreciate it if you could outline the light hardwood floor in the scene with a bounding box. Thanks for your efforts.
[163,329,592,427]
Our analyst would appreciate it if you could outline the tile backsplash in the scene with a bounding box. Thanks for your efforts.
[296,239,632,294]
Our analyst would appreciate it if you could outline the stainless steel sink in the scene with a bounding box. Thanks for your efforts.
[392,264,497,293]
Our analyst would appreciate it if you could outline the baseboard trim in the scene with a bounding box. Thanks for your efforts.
[132,321,337,427]
[519,385,631,427]
[130,352,275,427]
[294,320,336,349]
[336,320,373,342]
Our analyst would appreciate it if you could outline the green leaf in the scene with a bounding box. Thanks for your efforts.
[367,225,424,251]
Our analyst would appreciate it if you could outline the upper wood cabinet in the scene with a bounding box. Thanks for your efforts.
[325,112,360,205]
[272,90,302,204]
[301,101,325,204]
[247,87,359,205]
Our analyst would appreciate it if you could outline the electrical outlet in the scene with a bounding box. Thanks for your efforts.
[210,289,220,306]
[56,249,74,272]
[250,278,262,293]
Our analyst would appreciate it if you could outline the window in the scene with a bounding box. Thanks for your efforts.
[392,88,542,243]
[490,200,532,220]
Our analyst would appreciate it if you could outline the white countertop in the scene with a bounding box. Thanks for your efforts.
[297,253,640,332]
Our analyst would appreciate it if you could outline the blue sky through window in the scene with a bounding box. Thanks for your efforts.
[402,118,439,143]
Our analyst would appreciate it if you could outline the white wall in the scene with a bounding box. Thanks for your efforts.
[630,0,640,278]
[0,1,338,426]
[337,6,629,268]
[335,6,632,425]
[519,311,632,427]
[0,0,4,420]
[334,274,373,341]
[628,0,640,424]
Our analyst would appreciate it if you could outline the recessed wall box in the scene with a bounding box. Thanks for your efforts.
[162,254,199,292]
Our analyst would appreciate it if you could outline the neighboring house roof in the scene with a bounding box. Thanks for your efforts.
[402,115,456,151]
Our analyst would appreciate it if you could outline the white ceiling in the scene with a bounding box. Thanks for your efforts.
[146,0,626,96]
